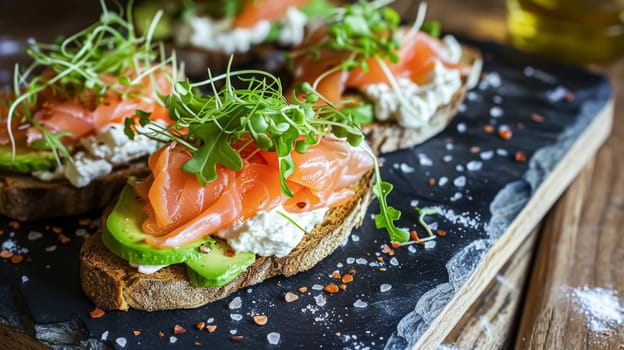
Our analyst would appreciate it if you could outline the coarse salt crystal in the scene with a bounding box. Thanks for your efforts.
[346,257,355,264]
[496,148,508,156]
[490,106,503,118]
[389,257,399,266]
[27,231,43,240]
[267,332,281,345]
[229,296,242,309]
[455,164,464,172]
[230,329,237,335]
[453,176,466,188]
[380,284,392,292]
[169,336,177,344]
[480,151,494,160]
[438,177,448,186]
[101,331,108,341]
[230,313,243,321]
[400,163,415,173]
[450,192,463,202]
[408,245,418,253]
[418,154,433,166]
[424,241,437,250]
[45,245,56,252]
[351,235,360,242]
[356,258,367,265]
[410,200,420,207]
[315,294,326,307]
[456,123,467,133]
[353,299,368,308]
[115,337,127,348]
[312,284,324,291]
[466,160,482,171]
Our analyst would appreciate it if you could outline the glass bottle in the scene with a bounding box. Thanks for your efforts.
[507,0,624,63]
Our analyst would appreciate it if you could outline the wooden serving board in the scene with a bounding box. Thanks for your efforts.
[0,40,613,349]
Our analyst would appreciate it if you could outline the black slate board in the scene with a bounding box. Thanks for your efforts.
[0,39,612,350]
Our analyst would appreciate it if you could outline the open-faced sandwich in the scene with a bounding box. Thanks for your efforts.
[0,3,180,220]
[80,66,418,311]
[135,0,335,75]
[289,1,482,153]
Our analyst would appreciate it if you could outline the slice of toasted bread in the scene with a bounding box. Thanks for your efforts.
[80,172,374,311]
[363,44,483,154]
[0,164,149,221]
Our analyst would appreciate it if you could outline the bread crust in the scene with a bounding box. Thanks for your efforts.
[363,44,483,154]
[80,172,374,311]
[0,164,149,221]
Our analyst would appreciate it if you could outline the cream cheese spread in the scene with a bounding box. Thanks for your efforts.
[174,7,307,53]
[32,123,159,188]
[360,35,463,128]
[217,205,329,258]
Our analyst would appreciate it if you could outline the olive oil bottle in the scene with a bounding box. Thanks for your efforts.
[507,0,624,63]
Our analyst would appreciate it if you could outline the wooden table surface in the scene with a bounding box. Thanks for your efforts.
[1,1,622,349]
[408,0,624,349]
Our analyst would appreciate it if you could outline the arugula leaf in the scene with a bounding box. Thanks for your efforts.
[182,123,244,185]
[373,179,409,243]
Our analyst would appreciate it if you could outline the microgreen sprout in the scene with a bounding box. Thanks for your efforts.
[5,0,178,167]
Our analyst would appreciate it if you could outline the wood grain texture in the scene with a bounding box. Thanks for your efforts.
[443,227,539,349]
[516,59,624,349]
[394,1,624,348]
[411,96,613,349]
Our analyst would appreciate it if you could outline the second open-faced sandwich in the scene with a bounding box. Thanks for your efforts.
[288,1,482,153]
[0,2,181,220]
[135,0,336,75]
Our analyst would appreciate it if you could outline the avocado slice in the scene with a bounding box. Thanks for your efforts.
[186,239,256,287]
[0,145,56,173]
[103,184,216,266]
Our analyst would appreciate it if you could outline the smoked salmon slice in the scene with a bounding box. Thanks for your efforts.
[291,30,458,104]
[142,137,373,249]
[4,68,173,149]
[233,0,311,28]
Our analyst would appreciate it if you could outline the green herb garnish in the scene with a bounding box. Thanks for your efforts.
[295,0,401,74]
[372,164,409,243]
[126,59,363,196]
[5,0,178,167]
